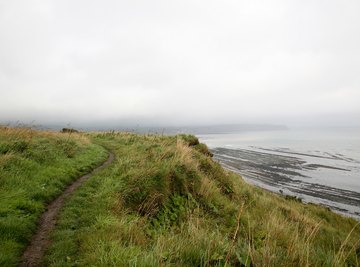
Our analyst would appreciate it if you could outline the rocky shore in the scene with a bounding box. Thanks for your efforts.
[212,147,360,219]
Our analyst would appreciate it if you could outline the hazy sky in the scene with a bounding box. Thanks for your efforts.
[1,0,359,127]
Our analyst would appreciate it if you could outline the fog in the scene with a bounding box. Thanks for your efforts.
[1,0,359,128]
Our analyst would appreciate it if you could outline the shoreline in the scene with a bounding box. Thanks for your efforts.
[211,147,360,220]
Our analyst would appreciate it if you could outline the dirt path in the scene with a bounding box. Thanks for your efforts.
[20,152,115,267]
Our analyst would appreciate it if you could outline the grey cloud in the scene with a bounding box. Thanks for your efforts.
[0,0,359,127]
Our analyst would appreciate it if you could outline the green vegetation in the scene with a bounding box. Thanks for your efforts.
[0,127,359,266]
[43,132,359,266]
[0,127,108,266]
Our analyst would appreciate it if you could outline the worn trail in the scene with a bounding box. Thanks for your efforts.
[20,152,115,267]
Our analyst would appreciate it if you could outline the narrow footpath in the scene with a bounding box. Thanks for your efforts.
[20,152,115,267]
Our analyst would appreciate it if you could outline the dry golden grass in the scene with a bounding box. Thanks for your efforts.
[0,125,91,144]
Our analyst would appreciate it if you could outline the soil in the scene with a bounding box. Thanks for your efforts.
[20,152,115,267]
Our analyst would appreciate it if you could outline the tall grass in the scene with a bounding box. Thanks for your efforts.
[0,126,108,266]
[46,132,360,266]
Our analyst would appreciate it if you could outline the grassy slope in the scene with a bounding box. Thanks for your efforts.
[0,127,108,266]
[46,132,360,267]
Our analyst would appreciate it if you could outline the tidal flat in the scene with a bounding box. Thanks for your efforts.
[212,146,360,219]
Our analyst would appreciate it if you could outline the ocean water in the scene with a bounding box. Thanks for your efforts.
[198,128,360,219]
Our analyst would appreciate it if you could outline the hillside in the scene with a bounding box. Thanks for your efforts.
[0,127,359,266]
[0,127,108,266]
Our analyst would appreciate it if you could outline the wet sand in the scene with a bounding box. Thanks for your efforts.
[212,147,360,220]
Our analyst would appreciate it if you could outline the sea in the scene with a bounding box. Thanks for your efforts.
[198,127,360,220]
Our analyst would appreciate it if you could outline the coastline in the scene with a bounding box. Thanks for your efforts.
[211,146,360,220]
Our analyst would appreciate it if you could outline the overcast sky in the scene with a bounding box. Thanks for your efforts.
[0,0,359,127]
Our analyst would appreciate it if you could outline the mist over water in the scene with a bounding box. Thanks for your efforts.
[198,127,360,219]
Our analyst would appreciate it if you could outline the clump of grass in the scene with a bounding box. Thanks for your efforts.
[0,126,108,266]
[45,132,360,266]
[179,134,213,157]
[178,134,200,146]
